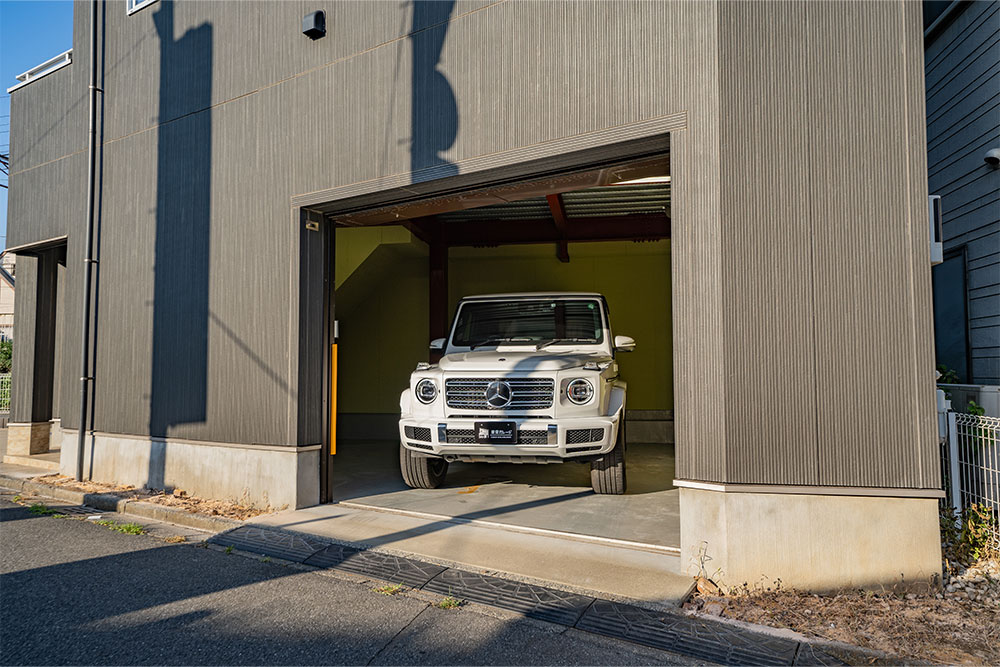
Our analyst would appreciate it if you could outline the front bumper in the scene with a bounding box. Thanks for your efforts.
[398,414,620,462]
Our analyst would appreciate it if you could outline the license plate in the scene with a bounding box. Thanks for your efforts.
[474,421,517,444]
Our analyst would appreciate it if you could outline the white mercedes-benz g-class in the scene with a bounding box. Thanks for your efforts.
[398,292,634,494]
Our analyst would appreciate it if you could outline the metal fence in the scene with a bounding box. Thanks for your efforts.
[0,373,9,413]
[941,410,1000,548]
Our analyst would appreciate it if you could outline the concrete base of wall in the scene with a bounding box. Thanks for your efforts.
[7,421,52,455]
[678,487,942,592]
[339,411,675,444]
[57,429,321,510]
[626,410,674,444]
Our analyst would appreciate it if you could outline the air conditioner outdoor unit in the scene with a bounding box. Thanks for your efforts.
[929,194,943,265]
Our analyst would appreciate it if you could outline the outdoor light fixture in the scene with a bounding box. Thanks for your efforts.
[611,175,670,186]
[985,148,1000,169]
[302,10,326,40]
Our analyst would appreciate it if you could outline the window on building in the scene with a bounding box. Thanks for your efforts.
[127,0,158,15]
[932,250,970,383]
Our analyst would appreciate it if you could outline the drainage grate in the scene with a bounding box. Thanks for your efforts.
[576,600,799,666]
[200,524,830,665]
[55,505,108,516]
[304,544,446,588]
[793,643,848,666]
[208,526,329,563]
[422,568,594,625]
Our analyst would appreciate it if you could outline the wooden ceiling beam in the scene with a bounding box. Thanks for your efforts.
[545,193,570,263]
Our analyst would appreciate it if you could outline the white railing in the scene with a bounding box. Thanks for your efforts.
[0,373,10,412]
[942,410,1000,548]
[6,49,72,94]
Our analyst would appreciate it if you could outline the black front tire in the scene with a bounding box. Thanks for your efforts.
[400,445,449,489]
[590,420,626,494]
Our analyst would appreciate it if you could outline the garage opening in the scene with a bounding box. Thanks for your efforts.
[320,150,678,553]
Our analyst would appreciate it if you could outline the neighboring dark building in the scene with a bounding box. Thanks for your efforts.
[926,1,1000,387]
[4,0,943,590]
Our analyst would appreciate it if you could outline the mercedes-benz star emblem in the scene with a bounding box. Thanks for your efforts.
[485,380,513,409]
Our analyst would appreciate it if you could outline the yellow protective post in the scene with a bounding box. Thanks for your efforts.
[330,343,338,455]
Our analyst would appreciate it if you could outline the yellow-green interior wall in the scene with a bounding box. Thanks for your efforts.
[335,227,429,414]
[335,228,673,413]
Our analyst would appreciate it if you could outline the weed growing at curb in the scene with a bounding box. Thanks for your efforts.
[12,495,22,503]
[28,503,60,516]
[373,583,405,596]
[262,556,272,563]
[93,519,145,535]
[225,545,234,554]
[434,596,463,609]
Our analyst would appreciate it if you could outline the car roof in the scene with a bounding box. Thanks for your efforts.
[458,292,605,301]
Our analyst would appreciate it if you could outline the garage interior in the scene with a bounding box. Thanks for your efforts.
[324,152,681,553]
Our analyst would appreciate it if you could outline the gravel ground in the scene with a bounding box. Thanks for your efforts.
[689,583,1000,665]
[0,493,697,666]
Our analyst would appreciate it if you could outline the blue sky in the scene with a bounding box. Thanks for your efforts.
[0,0,74,249]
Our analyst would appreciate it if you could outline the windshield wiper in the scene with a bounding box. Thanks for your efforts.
[470,337,534,350]
[535,337,599,350]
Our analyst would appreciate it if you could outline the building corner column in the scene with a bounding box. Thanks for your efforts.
[677,485,942,591]
[673,0,941,593]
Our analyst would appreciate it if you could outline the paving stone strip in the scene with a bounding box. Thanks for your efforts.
[207,525,849,666]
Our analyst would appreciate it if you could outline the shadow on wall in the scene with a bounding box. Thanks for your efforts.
[410,0,458,181]
[148,1,212,485]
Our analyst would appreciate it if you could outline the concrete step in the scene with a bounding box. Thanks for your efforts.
[251,502,695,608]
[2,453,60,472]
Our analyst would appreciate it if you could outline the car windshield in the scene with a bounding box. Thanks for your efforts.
[451,299,604,348]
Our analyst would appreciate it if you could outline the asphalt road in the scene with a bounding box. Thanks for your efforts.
[0,494,697,666]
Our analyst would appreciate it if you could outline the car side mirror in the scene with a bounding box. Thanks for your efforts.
[614,335,635,352]
[429,338,445,351]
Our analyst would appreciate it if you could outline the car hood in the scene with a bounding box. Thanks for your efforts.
[438,349,610,372]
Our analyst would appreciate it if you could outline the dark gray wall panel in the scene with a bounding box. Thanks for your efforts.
[10,257,39,423]
[11,0,722,447]
[716,0,818,486]
[8,66,86,175]
[709,0,939,489]
[6,152,86,250]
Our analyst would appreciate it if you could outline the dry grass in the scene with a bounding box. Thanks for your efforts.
[693,587,1000,665]
[35,474,277,521]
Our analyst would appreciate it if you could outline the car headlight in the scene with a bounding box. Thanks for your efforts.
[415,379,438,404]
[566,378,594,405]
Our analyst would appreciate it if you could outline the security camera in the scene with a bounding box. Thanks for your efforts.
[986,148,1000,168]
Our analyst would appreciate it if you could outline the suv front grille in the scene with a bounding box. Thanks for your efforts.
[404,426,432,442]
[444,428,549,445]
[566,427,605,444]
[445,378,555,410]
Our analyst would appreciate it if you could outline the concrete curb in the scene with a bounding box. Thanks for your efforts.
[0,473,243,534]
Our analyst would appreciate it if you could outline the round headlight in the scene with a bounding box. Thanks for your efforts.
[566,378,594,405]
[415,379,438,404]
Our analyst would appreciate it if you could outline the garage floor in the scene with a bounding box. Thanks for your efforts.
[331,439,680,550]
